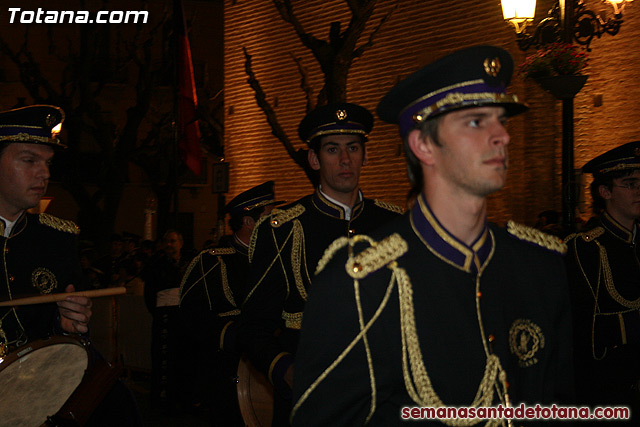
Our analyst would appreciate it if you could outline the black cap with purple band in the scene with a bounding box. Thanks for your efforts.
[582,141,640,176]
[298,102,373,146]
[377,45,528,137]
[0,105,66,149]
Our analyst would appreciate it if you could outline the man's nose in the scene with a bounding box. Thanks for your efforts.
[339,149,351,164]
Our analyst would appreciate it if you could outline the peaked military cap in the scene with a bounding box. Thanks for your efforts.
[224,181,284,216]
[377,45,528,137]
[0,105,66,148]
[582,140,640,176]
[298,102,373,145]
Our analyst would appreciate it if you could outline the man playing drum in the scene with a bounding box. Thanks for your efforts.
[0,105,91,351]
[0,104,141,426]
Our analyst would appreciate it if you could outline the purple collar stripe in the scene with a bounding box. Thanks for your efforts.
[411,195,492,273]
[411,198,470,269]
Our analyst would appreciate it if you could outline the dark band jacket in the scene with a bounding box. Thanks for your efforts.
[238,190,401,390]
[291,195,574,426]
[0,212,82,350]
[178,236,250,351]
[566,212,640,358]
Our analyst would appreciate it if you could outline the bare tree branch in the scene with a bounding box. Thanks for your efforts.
[353,0,399,58]
[243,47,316,184]
[245,0,397,184]
[290,54,314,113]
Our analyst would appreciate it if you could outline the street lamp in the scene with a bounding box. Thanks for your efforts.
[501,0,633,232]
[502,0,633,51]
[501,0,537,34]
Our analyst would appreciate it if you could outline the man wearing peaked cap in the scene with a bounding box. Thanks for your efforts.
[0,105,92,346]
[298,102,373,148]
[0,105,143,425]
[377,44,528,194]
[565,141,640,420]
[292,46,573,426]
[238,102,402,425]
[179,181,282,424]
[223,180,284,217]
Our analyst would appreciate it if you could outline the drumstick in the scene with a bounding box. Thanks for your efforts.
[0,287,127,307]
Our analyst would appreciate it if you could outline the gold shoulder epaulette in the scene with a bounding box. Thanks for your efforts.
[565,226,604,243]
[38,213,80,235]
[270,204,305,228]
[374,199,405,214]
[315,237,350,275]
[346,233,408,279]
[507,220,566,255]
[579,226,604,242]
[206,247,236,256]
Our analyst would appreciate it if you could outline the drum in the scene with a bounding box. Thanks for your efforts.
[0,336,120,427]
[236,355,274,427]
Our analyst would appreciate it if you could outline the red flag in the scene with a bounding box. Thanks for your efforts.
[176,0,202,176]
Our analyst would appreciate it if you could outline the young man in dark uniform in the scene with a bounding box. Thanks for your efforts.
[0,105,142,426]
[0,105,91,353]
[179,181,282,424]
[292,46,574,426]
[565,140,640,422]
[238,102,402,425]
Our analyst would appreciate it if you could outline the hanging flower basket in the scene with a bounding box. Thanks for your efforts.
[519,43,589,99]
[519,42,589,79]
[534,74,589,99]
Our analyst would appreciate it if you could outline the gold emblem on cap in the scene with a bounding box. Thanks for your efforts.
[483,57,501,77]
[336,109,347,121]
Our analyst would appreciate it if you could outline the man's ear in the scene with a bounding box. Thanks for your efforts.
[243,215,255,228]
[363,145,368,166]
[407,129,436,166]
[599,184,613,201]
[308,148,321,171]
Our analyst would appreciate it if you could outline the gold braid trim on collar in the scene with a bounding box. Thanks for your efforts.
[374,199,405,214]
[507,220,566,255]
[38,213,80,235]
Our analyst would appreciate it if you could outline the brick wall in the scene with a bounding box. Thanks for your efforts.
[225,0,640,226]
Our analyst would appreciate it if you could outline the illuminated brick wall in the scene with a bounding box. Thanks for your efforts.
[225,0,640,226]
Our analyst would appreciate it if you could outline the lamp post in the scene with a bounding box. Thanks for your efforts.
[502,0,632,51]
[501,0,633,233]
